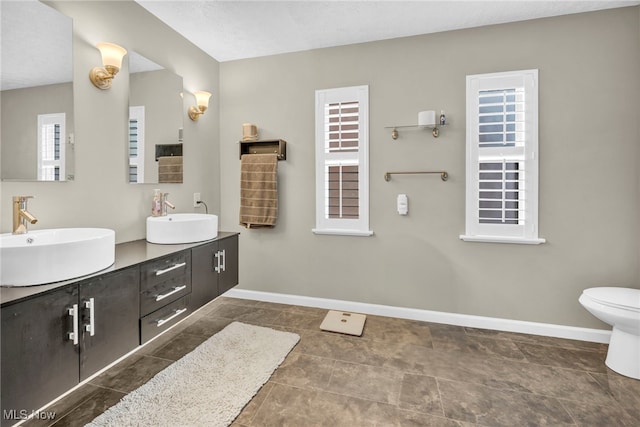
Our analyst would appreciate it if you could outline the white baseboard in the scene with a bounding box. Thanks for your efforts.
[224,288,611,344]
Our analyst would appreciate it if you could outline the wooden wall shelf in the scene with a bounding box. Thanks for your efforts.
[239,139,287,160]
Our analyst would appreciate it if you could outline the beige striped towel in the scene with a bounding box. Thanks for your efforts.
[240,153,278,228]
[158,156,183,183]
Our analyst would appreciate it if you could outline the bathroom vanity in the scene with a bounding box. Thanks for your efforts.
[0,232,238,427]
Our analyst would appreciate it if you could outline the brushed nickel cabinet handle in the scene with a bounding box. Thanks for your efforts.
[214,251,221,273]
[68,304,79,345]
[84,297,95,336]
[155,262,186,276]
[155,285,187,302]
[156,308,187,327]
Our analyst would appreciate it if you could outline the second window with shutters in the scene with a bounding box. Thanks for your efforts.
[37,113,66,182]
[314,85,372,236]
[461,69,545,244]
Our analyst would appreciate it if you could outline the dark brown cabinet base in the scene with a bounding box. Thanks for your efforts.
[1,286,79,427]
[79,268,140,380]
[0,267,139,427]
[190,234,239,311]
[1,233,238,427]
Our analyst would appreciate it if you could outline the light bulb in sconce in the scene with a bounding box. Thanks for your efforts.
[89,42,127,90]
[188,91,212,121]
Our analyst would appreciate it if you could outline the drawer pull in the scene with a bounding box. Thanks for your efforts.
[155,285,187,302]
[155,262,186,276]
[156,308,187,327]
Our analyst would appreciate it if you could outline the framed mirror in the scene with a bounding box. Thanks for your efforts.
[1,0,74,182]
[128,52,184,184]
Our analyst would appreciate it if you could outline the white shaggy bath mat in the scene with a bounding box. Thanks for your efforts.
[87,322,299,427]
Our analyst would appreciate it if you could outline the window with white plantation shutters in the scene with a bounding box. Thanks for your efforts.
[129,106,145,183]
[314,85,372,236]
[37,113,66,181]
[478,160,522,225]
[461,70,544,244]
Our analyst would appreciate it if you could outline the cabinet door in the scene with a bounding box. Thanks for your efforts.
[1,286,79,427]
[79,267,139,380]
[190,242,218,310]
[218,235,239,295]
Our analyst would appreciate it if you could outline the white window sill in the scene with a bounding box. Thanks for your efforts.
[459,235,546,245]
[312,228,374,237]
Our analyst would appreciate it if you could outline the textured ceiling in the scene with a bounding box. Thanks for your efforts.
[1,0,72,91]
[2,1,639,90]
[136,0,640,62]
[0,1,164,91]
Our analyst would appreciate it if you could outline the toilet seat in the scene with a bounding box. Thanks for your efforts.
[582,287,640,313]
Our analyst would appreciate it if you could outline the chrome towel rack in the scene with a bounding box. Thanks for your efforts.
[384,171,449,182]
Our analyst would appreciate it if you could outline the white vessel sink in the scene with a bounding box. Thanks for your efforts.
[1,228,115,287]
[146,213,218,244]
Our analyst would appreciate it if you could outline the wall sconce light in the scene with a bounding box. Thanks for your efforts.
[89,42,128,90]
[188,91,212,121]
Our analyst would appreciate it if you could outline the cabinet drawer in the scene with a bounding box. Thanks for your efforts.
[140,251,191,292]
[140,295,191,344]
[140,276,192,317]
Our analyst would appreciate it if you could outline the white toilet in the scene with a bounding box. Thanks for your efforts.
[579,287,640,380]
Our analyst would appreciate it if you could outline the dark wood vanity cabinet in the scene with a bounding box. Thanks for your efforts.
[140,251,191,317]
[191,242,217,309]
[1,286,79,427]
[79,267,140,380]
[191,234,239,311]
[139,251,192,344]
[0,267,140,427]
[1,233,238,426]
[217,234,239,295]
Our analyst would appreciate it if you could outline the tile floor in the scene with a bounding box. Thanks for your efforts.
[22,296,640,427]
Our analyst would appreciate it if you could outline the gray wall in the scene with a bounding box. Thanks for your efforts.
[1,83,74,180]
[219,7,640,329]
[637,5,640,292]
[129,69,184,183]
[0,1,220,242]
[2,2,637,331]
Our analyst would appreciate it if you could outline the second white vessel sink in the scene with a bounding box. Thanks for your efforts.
[146,213,218,244]
[1,228,115,287]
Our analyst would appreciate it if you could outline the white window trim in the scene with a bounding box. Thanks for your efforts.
[460,69,545,245]
[37,113,66,181]
[313,85,373,237]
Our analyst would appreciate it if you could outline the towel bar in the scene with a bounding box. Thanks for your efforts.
[384,171,448,182]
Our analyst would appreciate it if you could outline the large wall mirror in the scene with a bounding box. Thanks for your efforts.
[128,52,184,184]
[1,0,74,182]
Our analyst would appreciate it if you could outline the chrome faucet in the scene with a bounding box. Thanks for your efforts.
[12,196,38,234]
[161,193,175,216]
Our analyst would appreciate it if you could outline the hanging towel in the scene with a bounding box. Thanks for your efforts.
[239,153,278,228]
[158,156,183,183]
